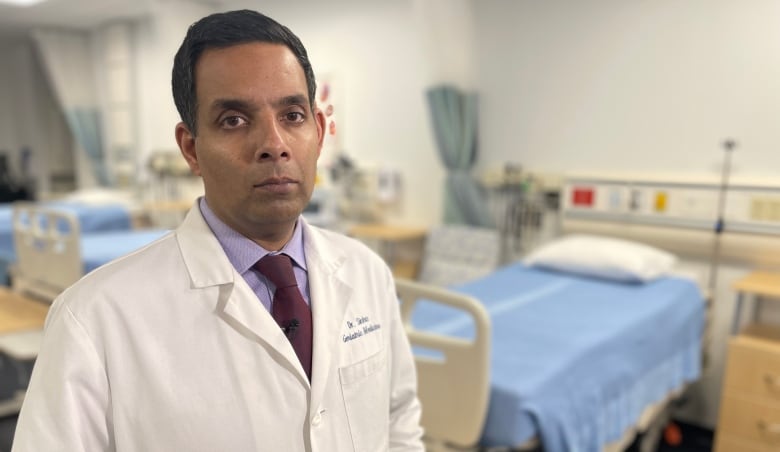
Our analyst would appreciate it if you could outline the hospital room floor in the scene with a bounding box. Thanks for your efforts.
[653,419,713,452]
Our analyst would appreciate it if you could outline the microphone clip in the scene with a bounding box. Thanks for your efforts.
[283,319,300,340]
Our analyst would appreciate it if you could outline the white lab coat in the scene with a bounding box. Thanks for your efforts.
[12,207,424,452]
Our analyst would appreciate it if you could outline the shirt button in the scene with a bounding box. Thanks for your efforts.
[311,413,322,426]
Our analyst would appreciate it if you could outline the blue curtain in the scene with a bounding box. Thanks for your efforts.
[65,108,112,187]
[426,85,494,227]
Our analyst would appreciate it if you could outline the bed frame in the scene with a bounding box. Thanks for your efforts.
[396,278,491,451]
[11,203,83,301]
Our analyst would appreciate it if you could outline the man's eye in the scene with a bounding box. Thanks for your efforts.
[222,116,247,128]
[285,112,305,123]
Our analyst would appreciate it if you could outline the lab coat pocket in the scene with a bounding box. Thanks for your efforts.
[339,347,390,452]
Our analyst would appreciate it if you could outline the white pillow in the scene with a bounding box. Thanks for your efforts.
[524,234,678,283]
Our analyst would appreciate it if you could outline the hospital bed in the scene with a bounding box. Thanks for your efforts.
[0,204,167,415]
[10,203,168,301]
[399,238,706,452]
[0,199,135,284]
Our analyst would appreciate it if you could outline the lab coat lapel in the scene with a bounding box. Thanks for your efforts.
[176,207,306,382]
[222,283,304,381]
[302,219,352,411]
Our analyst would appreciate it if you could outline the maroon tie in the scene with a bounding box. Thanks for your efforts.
[255,254,312,381]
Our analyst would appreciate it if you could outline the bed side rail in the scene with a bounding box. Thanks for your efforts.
[396,277,491,450]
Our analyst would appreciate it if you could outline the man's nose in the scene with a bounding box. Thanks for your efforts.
[254,116,290,161]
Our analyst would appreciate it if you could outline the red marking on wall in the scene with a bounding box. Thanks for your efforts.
[572,187,595,207]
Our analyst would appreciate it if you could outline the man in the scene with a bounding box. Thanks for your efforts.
[12,10,424,452]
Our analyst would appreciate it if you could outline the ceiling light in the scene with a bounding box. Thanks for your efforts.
[0,0,48,6]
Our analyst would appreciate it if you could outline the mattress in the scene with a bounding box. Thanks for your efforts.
[409,263,705,451]
[81,229,170,273]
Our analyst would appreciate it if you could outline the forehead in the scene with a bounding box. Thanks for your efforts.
[194,42,308,104]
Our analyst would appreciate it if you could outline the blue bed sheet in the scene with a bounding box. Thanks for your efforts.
[410,263,704,451]
[81,230,170,273]
[0,202,133,283]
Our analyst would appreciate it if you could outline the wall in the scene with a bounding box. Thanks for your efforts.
[130,0,443,225]
[473,0,780,429]
[474,0,780,179]
[93,22,137,188]
[133,0,215,202]
[412,0,477,90]
[0,34,74,196]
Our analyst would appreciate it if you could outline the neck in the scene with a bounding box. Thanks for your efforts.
[199,197,299,251]
[251,220,298,252]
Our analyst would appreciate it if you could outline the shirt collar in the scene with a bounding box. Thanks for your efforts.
[198,197,307,274]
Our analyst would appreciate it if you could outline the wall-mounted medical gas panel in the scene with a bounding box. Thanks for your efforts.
[563,178,780,235]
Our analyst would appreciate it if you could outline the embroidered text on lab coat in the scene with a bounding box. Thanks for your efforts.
[342,315,381,342]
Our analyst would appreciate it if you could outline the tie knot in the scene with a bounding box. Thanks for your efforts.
[255,254,297,289]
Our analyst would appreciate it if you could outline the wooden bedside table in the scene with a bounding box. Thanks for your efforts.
[715,271,780,452]
[348,224,427,279]
[731,271,780,335]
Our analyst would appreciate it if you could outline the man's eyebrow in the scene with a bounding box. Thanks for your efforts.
[276,94,309,108]
[209,98,255,113]
[208,95,309,113]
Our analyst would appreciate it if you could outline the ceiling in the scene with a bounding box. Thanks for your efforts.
[0,0,165,36]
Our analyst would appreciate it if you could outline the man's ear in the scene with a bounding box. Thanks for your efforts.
[175,122,201,176]
[314,107,326,158]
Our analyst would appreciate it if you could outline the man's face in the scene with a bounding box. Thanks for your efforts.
[176,42,324,243]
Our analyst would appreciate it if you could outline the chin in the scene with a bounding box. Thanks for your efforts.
[258,205,304,224]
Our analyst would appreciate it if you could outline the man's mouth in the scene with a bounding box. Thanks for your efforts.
[255,177,298,193]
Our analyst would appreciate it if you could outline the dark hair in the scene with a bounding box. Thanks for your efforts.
[172,10,317,134]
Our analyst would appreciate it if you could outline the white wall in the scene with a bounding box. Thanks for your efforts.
[0,34,74,196]
[473,0,780,429]
[134,0,215,184]
[94,22,137,187]
[412,0,477,90]
[130,0,443,225]
[474,0,780,179]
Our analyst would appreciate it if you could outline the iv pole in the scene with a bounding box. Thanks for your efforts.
[664,142,735,448]
[708,139,737,300]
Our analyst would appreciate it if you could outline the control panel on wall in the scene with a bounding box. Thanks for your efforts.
[563,178,780,235]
